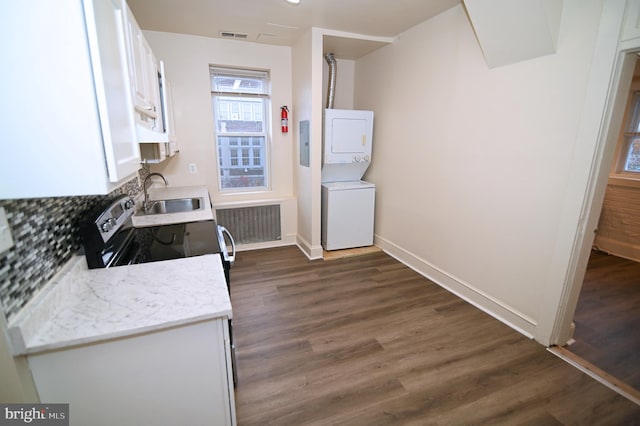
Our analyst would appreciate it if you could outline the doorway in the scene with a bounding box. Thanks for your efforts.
[567,250,640,393]
[559,53,640,402]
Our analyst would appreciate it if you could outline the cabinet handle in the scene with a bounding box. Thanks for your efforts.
[134,104,157,119]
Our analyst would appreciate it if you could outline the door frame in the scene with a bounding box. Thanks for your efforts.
[542,0,640,346]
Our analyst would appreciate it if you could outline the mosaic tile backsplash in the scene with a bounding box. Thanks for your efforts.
[0,169,148,320]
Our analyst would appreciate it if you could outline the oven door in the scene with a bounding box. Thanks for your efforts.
[82,221,142,269]
[110,229,143,267]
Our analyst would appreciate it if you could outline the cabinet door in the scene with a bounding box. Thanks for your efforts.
[161,62,178,146]
[165,82,179,155]
[622,0,640,42]
[125,7,162,132]
[84,0,141,182]
[145,46,164,132]
[28,320,236,426]
[0,0,139,198]
[125,8,153,113]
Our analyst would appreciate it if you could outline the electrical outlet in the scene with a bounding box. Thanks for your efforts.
[188,163,198,174]
[0,207,14,253]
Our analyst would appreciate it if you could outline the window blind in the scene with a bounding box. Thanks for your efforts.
[210,66,269,97]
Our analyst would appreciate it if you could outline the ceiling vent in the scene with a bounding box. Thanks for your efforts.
[220,31,248,39]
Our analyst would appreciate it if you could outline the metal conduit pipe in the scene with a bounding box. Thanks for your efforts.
[324,53,336,109]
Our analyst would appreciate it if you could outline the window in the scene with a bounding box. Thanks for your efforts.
[620,91,640,173]
[211,67,270,190]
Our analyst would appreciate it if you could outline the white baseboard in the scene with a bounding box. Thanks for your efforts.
[548,346,640,406]
[593,237,640,263]
[375,235,537,339]
[238,232,537,339]
[296,235,323,260]
[236,236,296,252]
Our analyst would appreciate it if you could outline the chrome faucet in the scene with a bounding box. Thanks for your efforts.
[143,172,168,212]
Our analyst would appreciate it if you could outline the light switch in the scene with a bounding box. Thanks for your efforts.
[0,207,14,253]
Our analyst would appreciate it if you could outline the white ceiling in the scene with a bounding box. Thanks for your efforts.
[127,0,461,57]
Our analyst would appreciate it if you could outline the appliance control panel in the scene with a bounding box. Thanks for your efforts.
[95,196,136,243]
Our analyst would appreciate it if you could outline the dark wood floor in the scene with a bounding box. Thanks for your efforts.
[230,246,640,425]
[568,250,640,391]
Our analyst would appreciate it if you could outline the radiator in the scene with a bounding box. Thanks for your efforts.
[215,204,281,244]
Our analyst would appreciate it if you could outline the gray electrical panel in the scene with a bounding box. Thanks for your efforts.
[299,120,310,167]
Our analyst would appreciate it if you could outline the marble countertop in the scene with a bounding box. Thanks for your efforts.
[8,254,231,355]
[131,185,214,228]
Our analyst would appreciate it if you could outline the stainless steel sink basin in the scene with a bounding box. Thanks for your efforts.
[144,197,203,215]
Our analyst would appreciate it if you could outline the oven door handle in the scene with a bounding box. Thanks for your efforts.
[217,225,236,265]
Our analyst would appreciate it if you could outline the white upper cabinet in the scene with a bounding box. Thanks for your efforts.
[0,0,141,199]
[125,7,153,112]
[125,7,162,132]
[124,6,177,146]
[138,62,179,163]
[622,0,640,42]
[161,62,177,144]
[161,62,179,157]
[86,0,142,181]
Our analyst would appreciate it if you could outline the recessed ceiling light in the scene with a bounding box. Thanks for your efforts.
[284,0,300,4]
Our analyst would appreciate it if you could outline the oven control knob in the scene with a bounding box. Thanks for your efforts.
[123,198,135,210]
[100,218,117,233]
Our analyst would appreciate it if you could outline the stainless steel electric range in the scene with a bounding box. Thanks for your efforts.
[78,194,237,384]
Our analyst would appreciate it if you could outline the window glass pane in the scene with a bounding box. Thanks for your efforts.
[216,136,266,189]
[622,91,640,173]
[212,67,269,191]
[211,68,268,95]
[624,137,640,172]
[628,93,640,134]
[212,76,266,95]
[214,96,264,133]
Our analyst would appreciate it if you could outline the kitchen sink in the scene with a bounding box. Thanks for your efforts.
[143,197,203,215]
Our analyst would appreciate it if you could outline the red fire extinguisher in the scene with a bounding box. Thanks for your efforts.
[280,106,289,133]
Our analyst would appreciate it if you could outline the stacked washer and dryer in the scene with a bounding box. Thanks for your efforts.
[321,108,375,251]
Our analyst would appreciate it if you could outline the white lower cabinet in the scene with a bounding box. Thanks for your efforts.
[27,320,236,426]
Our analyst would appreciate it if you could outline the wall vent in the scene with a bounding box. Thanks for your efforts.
[220,31,248,39]
[216,205,281,245]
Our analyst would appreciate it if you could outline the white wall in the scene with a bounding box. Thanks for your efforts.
[140,2,616,343]
[142,31,297,245]
[142,32,296,240]
[354,1,606,342]
[292,29,324,259]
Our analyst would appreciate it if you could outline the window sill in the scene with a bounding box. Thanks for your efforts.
[608,174,640,189]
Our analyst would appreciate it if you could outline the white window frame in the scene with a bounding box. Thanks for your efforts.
[613,90,640,176]
[211,66,271,192]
